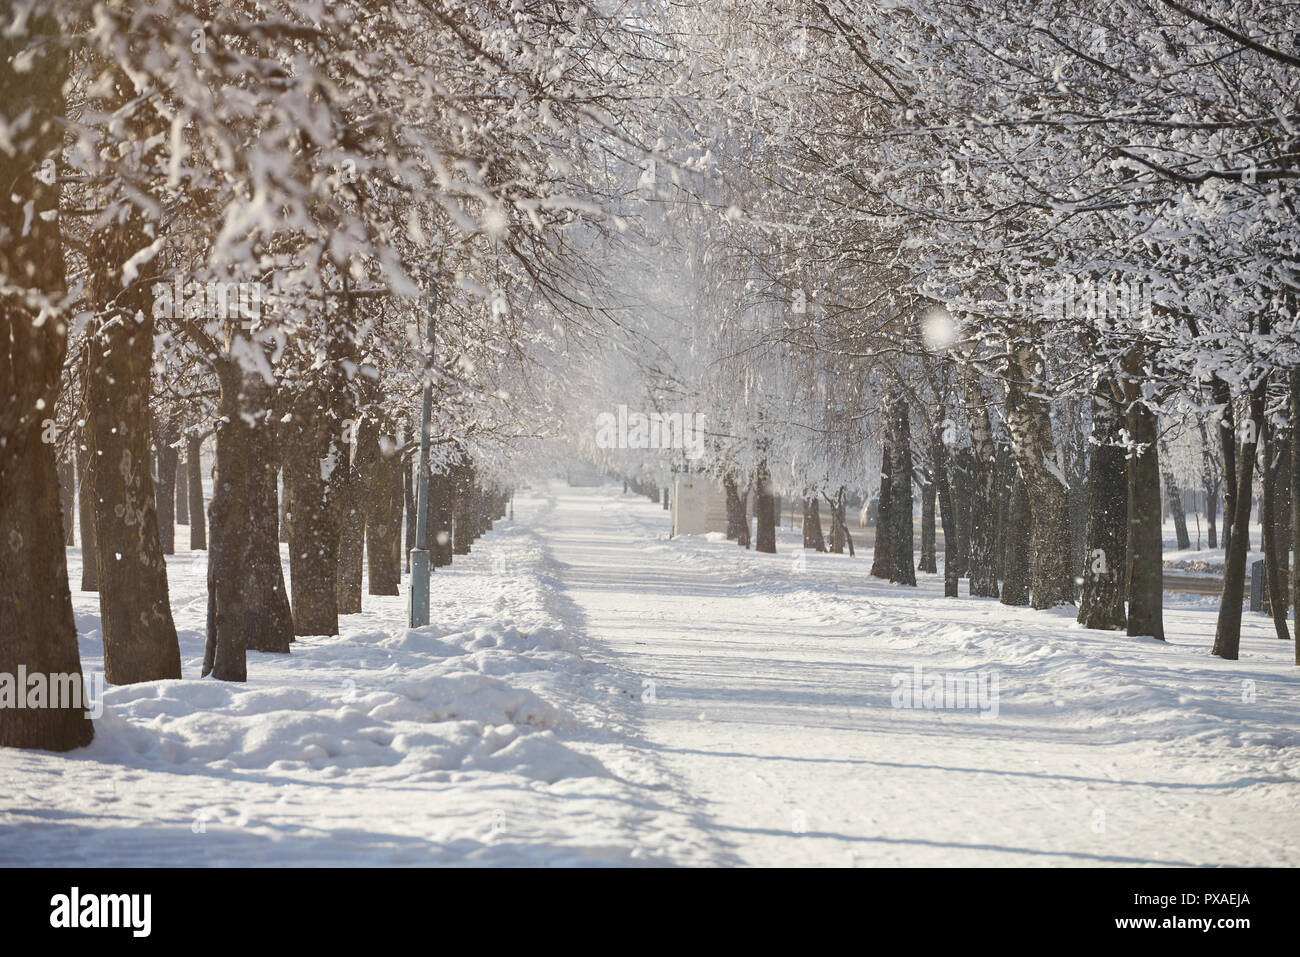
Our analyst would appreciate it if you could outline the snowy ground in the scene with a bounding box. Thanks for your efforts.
[2,481,1297,866]
[544,484,1300,866]
[0,494,721,866]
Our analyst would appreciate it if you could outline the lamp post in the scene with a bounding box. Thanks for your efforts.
[408,272,436,628]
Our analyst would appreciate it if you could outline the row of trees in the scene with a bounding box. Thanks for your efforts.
[1,0,666,751]
[568,1,1297,666]
[4,0,1296,756]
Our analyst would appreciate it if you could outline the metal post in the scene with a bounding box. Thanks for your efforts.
[408,275,436,628]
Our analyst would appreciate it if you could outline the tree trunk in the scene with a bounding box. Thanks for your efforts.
[754,462,777,553]
[77,438,98,591]
[362,421,402,596]
[336,434,365,614]
[1067,440,1089,593]
[0,15,95,748]
[82,215,181,685]
[1198,418,1219,550]
[452,458,475,554]
[887,403,916,585]
[1161,456,1191,551]
[58,454,76,545]
[153,424,177,555]
[962,373,1000,598]
[204,368,293,681]
[431,468,454,566]
[1005,337,1073,607]
[993,443,1013,583]
[932,424,960,596]
[802,497,827,551]
[175,445,189,526]
[1291,370,1300,665]
[1122,352,1165,642]
[1213,376,1266,659]
[919,473,937,573]
[1000,469,1032,606]
[186,435,206,549]
[1260,417,1290,641]
[404,452,416,574]
[278,468,290,543]
[870,446,891,577]
[1078,378,1128,630]
[831,489,854,557]
[1211,375,1238,555]
[724,474,749,547]
[283,384,346,637]
[0,423,95,749]
[829,491,846,554]
[952,448,973,578]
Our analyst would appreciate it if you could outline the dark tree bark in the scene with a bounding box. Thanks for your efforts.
[870,446,892,577]
[77,438,98,591]
[1260,417,1290,641]
[186,435,206,550]
[962,373,1000,598]
[1161,455,1191,551]
[826,494,847,553]
[932,423,960,596]
[1275,441,1291,603]
[83,213,181,685]
[723,473,749,547]
[404,452,416,574]
[1210,375,1238,555]
[829,489,854,557]
[1122,350,1165,642]
[175,445,189,526]
[1291,370,1300,665]
[1005,338,1073,607]
[952,448,973,578]
[1078,379,1128,630]
[452,458,476,554]
[919,474,937,573]
[431,468,454,566]
[336,433,365,614]
[802,497,827,551]
[754,461,777,553]
[1067,440,1090,593]
[0,15,95,749]
[829,490,845,554]
[887,403,916,585]
[993,443,1013,583]
[1214,375,1266,659]
[278,467,290,543]
[283,382,346,637]
[361,420,402,596]
[153,424,177,555]
[204,367,293,681]
[58,454,76,545]
[1198,418,1219,549]
[1000,469,1032,606]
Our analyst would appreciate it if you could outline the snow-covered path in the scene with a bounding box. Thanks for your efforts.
[3,481,1296,867]
[540,483,1300,866]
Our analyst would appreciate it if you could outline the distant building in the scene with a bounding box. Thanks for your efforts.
[672,474,729,536]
